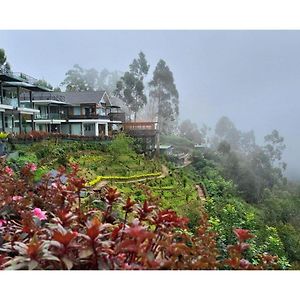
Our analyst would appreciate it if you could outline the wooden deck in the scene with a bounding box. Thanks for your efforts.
[123,122,158,137]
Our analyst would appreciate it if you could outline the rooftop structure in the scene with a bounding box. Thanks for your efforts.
[0,68,51,133]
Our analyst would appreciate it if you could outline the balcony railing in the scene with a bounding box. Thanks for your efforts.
[123,122,157,137]
[1,98,34,109]
[20,94,66,102]
[35,113,110,120]
[108,112,125,122]
[20,102,33,109]
[0,67,14,77]
[35,113,64,120]
[2,97,18,107]
[0,68,52,90]
[13,72,40,86]
[67,114,109,120]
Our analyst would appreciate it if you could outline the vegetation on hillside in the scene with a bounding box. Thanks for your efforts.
[0,158,279,270]
[180,116,300,269]
[2,131,298,269]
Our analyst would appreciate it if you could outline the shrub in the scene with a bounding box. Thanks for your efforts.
[0,160,279,270]
[108,133,135,161]
[0,132,9,140]
[88,172,162,186]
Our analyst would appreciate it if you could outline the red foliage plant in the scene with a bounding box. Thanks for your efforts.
[0,160,279,270]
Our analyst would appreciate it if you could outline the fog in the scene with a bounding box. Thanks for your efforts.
[1,30,300,179]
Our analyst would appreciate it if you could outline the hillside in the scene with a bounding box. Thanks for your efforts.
[0,133,298,269]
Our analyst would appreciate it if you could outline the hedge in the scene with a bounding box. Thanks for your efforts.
[88,172,162,186]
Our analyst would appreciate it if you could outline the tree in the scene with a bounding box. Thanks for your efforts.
[61,65,121,94]
[213,116,241,151]
[179,119,202,144]
[35,79,53,90]
[0,48,11,72]
[149,60,179,156]
[84,68,99,91]
[61,65,101,92]
[217,140,231,155]
[264,129,286,166]
[98,69,122,94]
[115,52,150,120]
[61,64,91,91]
[240,130,256,155]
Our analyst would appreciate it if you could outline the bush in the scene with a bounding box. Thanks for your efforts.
[0,161,279,270]
[108,133,135,160]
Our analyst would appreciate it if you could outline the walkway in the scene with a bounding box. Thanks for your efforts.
[195,184,207,203]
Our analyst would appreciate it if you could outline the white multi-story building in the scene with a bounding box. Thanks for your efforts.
[19,91,125,137]
[0,68,50,133]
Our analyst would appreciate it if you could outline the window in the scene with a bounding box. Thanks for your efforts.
[84,124,92,131]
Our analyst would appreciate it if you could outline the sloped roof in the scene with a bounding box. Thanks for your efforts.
[48,91,108,104]
[109,96,130,114]
[20,91,109,105]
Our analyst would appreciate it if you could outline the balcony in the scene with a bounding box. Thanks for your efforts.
[20,102,33,109]
[67,114,110,120]
[35,113,64,120]
[2,98,18,107]
[19,93,66,103]
[123,122,158,137]
[108,112,125,122]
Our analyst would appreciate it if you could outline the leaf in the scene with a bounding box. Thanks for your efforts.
[5,262,29,270]
[42,254,61,262]
[79,248,94,259]
[62,256,73,270]
[28,260,39,270]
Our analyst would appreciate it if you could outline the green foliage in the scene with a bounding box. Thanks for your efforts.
[33,166,51,182]
[179,119,203,144]
[0,48,11,71]
[108,133,135,160]
[0,132,9,140]
[264,129,286,164]
[35,79,53,90]
[88,172,162,186]
[1,160,280,270]
[277,224,300,264]
[61,64,121,93]
[200,167,236,198]
[115,52,149,120]
[8,131,300,269]
[8,152,38,168]
[149,59,179,134]
[205,194,290,267]
[161,134,194,153]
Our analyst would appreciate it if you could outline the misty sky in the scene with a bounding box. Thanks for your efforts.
[1,30,299,179]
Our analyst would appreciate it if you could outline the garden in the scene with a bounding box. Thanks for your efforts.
[0,133,287,270]
[0,160,279,270]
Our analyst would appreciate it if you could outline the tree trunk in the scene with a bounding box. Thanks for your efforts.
[155,122,160,158]
[155,85,162,158]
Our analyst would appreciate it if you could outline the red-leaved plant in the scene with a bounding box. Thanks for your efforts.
[0,160,279,270]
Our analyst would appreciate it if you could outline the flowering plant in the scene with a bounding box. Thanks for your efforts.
[0,161,279,270]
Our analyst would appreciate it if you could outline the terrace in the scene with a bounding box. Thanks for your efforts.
[123,122,158,137]
[0,68,52,92]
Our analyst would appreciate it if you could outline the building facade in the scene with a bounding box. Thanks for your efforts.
[20,91,126,137]
[0,67,50,133]
[1,67,154,141]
